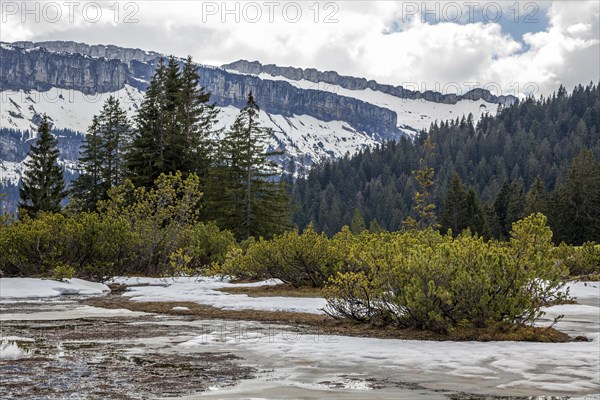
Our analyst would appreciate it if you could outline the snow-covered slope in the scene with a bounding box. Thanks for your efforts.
[246,72,499,136]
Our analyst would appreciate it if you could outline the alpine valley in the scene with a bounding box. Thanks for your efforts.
[0,40,514,210]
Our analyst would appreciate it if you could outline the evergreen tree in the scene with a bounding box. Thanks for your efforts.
[100,96,131,188]
[524,177,549,217]
[209,93,290,239]
[179,55,220,178]
[71,97,132,211]
[162,56,185,172]
[71,116,104,211]
[404,137,438,230]
[492,182,511,239]
[369,219,383,233]
[505,182,525,233]
[350,208,366,234]
[19,115,67,218]
[126,59,167,188]
[126,56,218,188]
[464,187,490,238]
[440,173,467,235]
[553,149,600,244]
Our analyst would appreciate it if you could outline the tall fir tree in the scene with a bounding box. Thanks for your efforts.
[440,172,467,235]
[126,58,167,188]
[126,56,218,188]
[208,93,290,239]
[100,96,131,188]
[404,136,438,230]
[524,177,549,217]
[350,208,366,234]
[71,97,132,211]
[463,187,490,238]
[552,149,600,244]
[19,115,67,218]
[179,55,220,178]
[71,116,104,211]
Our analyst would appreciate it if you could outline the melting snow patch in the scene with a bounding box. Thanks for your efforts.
[110,276,328,314]
[0,278,110,300]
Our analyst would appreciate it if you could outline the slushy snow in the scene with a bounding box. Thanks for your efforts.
[0,278,110,299]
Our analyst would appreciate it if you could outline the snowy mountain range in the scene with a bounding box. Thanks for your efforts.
[0,40,515,207]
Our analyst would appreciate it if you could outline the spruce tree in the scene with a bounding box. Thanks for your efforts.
[209,93,290,239]
[179,55,220,177]
[350,208,366,234]
[553,149,600,244]
[162,56,185,172]
[71,116,104,211]
[100,96,131,188]
[71,97,132,211]
[524,177,549,217]
[126,56,218,188]
[126,58,167,188]
[404,137,438,230]
[19,115,67,218]
[440,172,467,235]
[464,187,490,238]
[505,182,525,233]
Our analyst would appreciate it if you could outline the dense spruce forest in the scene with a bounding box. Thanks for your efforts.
[292,83,600,244]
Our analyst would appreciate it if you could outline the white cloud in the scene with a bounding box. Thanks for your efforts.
[1,1,598,97]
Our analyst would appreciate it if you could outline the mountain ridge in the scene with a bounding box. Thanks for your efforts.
[222,59,517,105]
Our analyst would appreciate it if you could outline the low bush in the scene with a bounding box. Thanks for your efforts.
[555,242,600,278]
[323,214,570,333]
[216,224,340,287]
[0,173,237,280]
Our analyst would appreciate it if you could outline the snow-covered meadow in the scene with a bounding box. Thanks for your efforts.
[0,276,598,398]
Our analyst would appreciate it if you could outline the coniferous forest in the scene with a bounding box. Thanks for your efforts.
[292,83,600,244]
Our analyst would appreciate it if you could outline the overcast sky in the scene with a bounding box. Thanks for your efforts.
[1,1,598,97]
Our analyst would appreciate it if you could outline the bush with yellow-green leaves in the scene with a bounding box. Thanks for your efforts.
[215,224,341,287]
[0,173,237,280]
[554,241,600,278]
[323,214,570,332]
[220,213,572,332]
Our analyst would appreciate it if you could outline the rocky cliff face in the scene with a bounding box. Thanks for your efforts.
[222,60,516,105]
[0,43,399,137]
[0,44,129,94]
[11,41,160,65]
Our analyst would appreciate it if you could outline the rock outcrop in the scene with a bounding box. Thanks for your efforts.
[222,60,516,105]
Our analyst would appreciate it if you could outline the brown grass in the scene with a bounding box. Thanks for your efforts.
[218,284,323,298]
[82,295,574,343]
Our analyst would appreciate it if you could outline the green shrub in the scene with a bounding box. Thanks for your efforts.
[555,242,600,277]
[52,263,75,281]
[324,214,570,332]
[0,173,237,280]
[0,212,68,277]
[182,222,238,268]
[218,224,340,287]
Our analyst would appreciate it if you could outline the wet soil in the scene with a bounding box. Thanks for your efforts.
[0,307,254,399]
